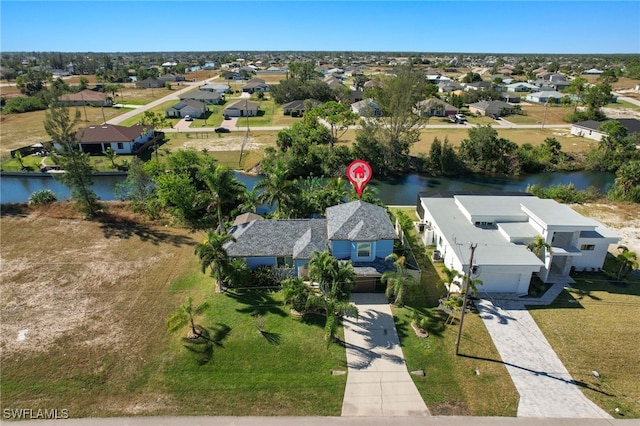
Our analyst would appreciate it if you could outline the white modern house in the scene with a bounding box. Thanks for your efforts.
[416,194,619,295]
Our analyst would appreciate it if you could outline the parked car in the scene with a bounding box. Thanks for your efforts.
[215,127,231,133]
[184,115,193,121]
[449,113,467,124]
[224,114,231,120]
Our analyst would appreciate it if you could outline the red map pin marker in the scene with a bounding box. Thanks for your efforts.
[347,159,372,197]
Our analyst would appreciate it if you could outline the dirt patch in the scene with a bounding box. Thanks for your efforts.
[600,106,640,120]
[179,135,264,152]
[571,203,640,256]
[429,400,471,416]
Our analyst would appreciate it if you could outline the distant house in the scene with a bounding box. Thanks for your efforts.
[57,89,112,107]
[583,68,604,75]
[570,118,640,141]
[413,98,458,117]
[282,99,322,116]
[200,83,230,94]
[500,92,521,103]
[223,100,259,117]
[525,91,565,104]
[464,81,493,91]
[324,75,344,89]
[73,124,154,155]
[136,78,164,89]
[437,81,463,93]
[505,82,538,93]
[468,100,514,117]
[180,91,223,105]
[158,74,186,82]
[224,200,398,292]
[242,78,269,94]
[165,99,206,118]
[351,98,381,117]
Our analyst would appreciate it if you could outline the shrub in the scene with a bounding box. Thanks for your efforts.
[3,96,47,113]
[28,189,57,205]
[250,266,279,287]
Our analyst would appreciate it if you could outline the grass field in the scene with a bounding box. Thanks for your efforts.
[505,104,571,125]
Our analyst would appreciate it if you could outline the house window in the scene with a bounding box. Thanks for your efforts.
[581,244,595,251]
[117,143,124,149]
[276,256,293,268]
[356,242,372,258]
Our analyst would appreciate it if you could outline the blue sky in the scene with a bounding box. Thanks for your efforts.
[1,1,639,54]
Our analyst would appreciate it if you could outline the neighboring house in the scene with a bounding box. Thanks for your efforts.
[351,98,381,117]
[224,200,398,292]
[136,78,164,89]
[437,81,463,93]
[468,100,514,117]
[324,75,345,88]
[242,78,269,93]
[165,99,206,118]
[223,100,259,117]
[72,124,154,154]
[158,74,186,82]
[525,91,565,103]
[414,98,458,117]
[180,91,223,105]
[282,99,322,116]
[57,89,112,107]
[570,118,640,141]
[464,81,493,91]
[200,83,230,94]
[583,68,604,75]
[505,82,538,93]
[416,193,618,295]
[500,93,521,103]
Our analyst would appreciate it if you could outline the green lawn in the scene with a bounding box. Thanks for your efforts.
[118,101,180,127]
[237,99,277,128]
[606,99,640,110]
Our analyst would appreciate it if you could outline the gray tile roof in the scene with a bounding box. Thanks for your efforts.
[225,219,328,259]
[326,201,397,241]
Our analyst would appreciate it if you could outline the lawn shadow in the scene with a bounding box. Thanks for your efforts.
[210,323,232,348]
[259,330,281,345]
[95,214,194,246]
[226,288,287,317]
[458,353,615,397]
[570,272,640,298]
[0,203,31,217]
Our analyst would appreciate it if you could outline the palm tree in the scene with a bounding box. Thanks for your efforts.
[255,164,299,218]
[441,265,463,297]
[194,230,236,293]
[307,294,358,345]
[281,277,311,313]
[309,250,342,296]
[198,163,246,231]
[616,246,639,280]
[166,295,210,339]
[103,147,117,169]
[381,254,419,306]
[527,235,552,260]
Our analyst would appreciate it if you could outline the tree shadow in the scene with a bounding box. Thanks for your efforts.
[225,288,287,317]
[458,353,615,397]
[95,214,194,246]
[259,330,281,345]
[210,323,232,348]
[0,203,31,217]
[183,340,213,365]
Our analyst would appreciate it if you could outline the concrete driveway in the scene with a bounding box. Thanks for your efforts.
[476,298,612,419]
[341,293,430,417]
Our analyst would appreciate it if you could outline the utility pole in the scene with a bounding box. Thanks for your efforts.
[455,243,477,356]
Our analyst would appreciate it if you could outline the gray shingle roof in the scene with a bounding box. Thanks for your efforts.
[326,201,397,241]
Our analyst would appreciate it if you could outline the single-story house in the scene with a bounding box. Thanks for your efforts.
[351,98,381,117]
[570,118,640,141]
[158,74,186,82]
[73,124,154,154]
[438,82,463,93]
[500,93,521,103]
[224,200,398,292]
[180,91,223,105]
[136,78,164,89]
[464,81,493,91]
[324,75,344,89]
[416,193,619,295]
[282,99,322,116]
[200,83,230,94]
[414,98,458,117]
[57,89,112,107]
[242,78,269,93]
[505,82,538,93]
[223,100,259,117]
[165,99,206,118]
[468,100,514,117]
[583,68,604,75]
[525,91,565,103]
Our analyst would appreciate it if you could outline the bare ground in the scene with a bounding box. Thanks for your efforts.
[177,135,264,152]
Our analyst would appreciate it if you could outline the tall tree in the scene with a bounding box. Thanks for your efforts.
[44,99,101,217]
[256,164,300,218]
[311,101,358,149]
[194,230,236,293]
[197,163,247,232]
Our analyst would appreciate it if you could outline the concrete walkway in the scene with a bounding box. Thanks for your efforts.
[341,293,430,417]
[476,296,612,419]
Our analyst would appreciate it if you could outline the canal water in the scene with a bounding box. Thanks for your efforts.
[0,171,615,206]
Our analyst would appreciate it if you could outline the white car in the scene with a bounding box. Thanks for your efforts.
[184,115,193,121]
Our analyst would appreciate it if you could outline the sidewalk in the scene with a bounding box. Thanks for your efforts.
[341,293,430,417]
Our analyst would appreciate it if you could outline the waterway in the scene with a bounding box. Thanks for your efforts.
[0,171,615,206]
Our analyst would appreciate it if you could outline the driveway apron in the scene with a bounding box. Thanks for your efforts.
[477,299,612,419]
[341,293,430,417]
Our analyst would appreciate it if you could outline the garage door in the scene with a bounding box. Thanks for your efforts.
[477,273,521,293]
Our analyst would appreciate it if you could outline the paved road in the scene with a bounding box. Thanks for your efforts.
[476,297,612,419]
[341,293,430,417]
